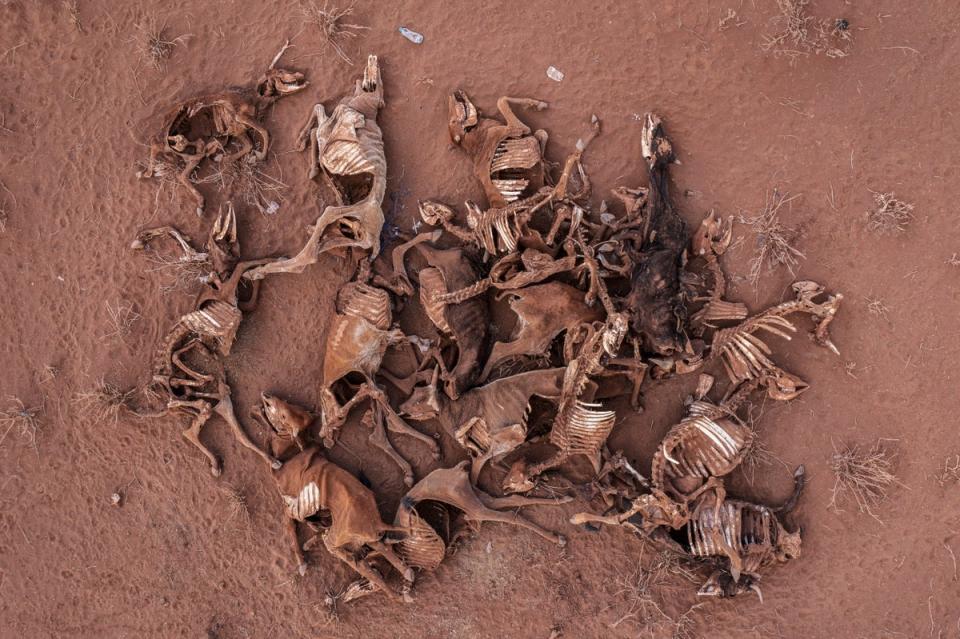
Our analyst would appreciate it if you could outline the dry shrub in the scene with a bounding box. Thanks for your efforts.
[300,1,368,64]
[220,483,251,527]
[135,16,190,70]
[62,0,83,32]
[828,440,899,518]
[74,378,136,425]
[739,190,805,286]
[761,0,853,63]
[935,455,960,487]
[198,158,287,216]
[867,191,914,235]
[0,397,43,450]
[102,299,141,340]
[866,296,889,319]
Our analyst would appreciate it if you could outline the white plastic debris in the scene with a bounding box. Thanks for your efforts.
[546,66,565,82]
[399,27,423,44]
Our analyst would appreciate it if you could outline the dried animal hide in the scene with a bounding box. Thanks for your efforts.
[503,315,628,493]
[243,55,387,281]
[397,461,569,548]
[319,275,439,485]
[251,392,313,460]
[710,280,842,393]
[481,281,604,382]
[273,447,414,599]
[138,58,307,215]
[449,91,548,207]
[402,242,489,399]
[399,367,566,482]
[620,114,690,356]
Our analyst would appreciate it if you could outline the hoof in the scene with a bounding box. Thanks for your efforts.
[271,459,283,470]
[210,464,222,478]
[536,101,549,110]
[195,206,204,217]
[403,567,415,582]
[136,170,145,179]
[556,535,567,547]
[403,475,414,488]
[298,562,308,577]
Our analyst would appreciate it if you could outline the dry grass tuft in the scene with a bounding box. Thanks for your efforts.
[102,299,141,341]
[867,191,914,235]
[947,253,960,267]
[739,190,805,286]
[0,397,44,450]
[220,483,252,527]
[62,0,83,32]
[718,8,746,31]
[74,378,136,425]
[828,440,899,518]
[866,296,889,319]
[761,0,853,63]
[300,0,368,64]
[135,16,190,71]
[935,455,960,487]
[198,158,287,216]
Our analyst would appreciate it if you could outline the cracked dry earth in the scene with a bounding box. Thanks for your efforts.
[2,1,960,637]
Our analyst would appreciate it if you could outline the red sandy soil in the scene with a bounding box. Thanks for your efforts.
[2,1,960,637]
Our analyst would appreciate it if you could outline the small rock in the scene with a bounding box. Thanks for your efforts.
[399,27,423,44]
[546,66,565,82]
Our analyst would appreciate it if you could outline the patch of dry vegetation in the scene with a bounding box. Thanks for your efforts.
[0,397,44,450]
[739,190,805,286]
[867,191,914,235]
[74,378,136,425]
[934,455,960,487]
[299,1,368,64]
[866,296,889,319]
[761,0,853,63]
[828,440,899,518]
[220,483,251,527]
[135,16,190,71]
[198,158,287,216]
[102,299,141,341]
[62,0,83,32]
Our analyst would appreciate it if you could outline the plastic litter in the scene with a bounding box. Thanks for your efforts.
[399,27,424,44]
[546,65,564,82]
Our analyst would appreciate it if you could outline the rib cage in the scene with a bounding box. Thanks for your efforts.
[179,300,243,355]
[550,400,616,456]
[657,412,753,483]
[395,507,446,572]
[687,500,775,558]
[338,282,392,330]
[712,315,797,384]
[322,136,379,176]
[491,178,529,203]
[473,208,522,254]
[490,136,541,173]
[283,481,322,521]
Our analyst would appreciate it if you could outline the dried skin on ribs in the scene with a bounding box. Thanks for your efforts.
[448,91,548,208]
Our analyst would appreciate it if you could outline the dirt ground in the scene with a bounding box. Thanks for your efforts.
[2,0,960,637]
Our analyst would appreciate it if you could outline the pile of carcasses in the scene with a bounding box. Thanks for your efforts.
[131,52,842,604]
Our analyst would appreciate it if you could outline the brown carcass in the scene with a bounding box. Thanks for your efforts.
[394,461,570,571]
[137,50,307,216]
[317,266,439,486]
[399,366,566,482]
[503,314,629,493]
[243,55,388,281]
[132,206,280,474]
[448,90,549,207]
[391,237,490,399]
[480,281,604,381]
[271,446,415,599]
